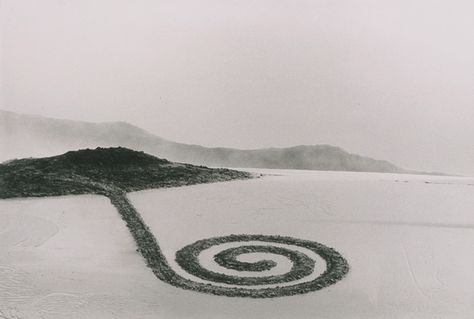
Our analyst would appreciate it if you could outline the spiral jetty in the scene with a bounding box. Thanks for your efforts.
[0,147,349,298]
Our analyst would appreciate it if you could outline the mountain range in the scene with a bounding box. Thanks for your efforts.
[1,109,416,173]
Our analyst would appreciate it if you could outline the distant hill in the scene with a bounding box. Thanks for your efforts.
[1,109,409,173]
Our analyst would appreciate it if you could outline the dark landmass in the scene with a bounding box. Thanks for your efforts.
[0,147,348,298]
[0,147,252,199]
[1,109,423,174]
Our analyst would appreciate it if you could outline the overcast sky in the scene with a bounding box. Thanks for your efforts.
[1,0,473,175]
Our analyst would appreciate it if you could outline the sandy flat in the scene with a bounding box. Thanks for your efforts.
[0,195,172,319]
[1,170,474,318]
[129,170,474,319]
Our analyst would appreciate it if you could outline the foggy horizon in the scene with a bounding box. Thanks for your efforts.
[2,4,474,317]
[1,0,473,175]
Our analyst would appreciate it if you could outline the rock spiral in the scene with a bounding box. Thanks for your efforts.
[110,194,349,298]
[172,234,349,297]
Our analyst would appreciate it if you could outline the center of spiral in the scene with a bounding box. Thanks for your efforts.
[213,245,314,276]
[215,246,278,272]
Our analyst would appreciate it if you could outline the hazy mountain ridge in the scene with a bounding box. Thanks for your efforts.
[1,109,413,173]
